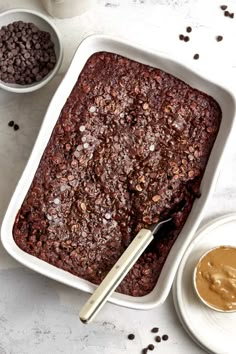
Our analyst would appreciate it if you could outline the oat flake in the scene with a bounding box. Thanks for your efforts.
[53,198,60,205]
[60,185,69,192]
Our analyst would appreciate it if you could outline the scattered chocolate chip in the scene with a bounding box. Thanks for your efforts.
[216,35,223,42]
[193,54,200,60]
[13,123,19,131]
[142,349,148,354]
[186,26,192,33]
[184,36,190,42]
[220,5,227,10]
[148,344,155,350]
[179,34,184,40]
[224,10,230,16]
[8,120,14,127]
[151,327,159,333]
[155,336,161,342]
[128,334,135,340]
[162,334,169,341]
[230,12,234,18]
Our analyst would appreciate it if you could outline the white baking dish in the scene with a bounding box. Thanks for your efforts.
[1,35,236,310]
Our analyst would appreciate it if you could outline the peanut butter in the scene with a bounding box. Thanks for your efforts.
[195,246,236,311]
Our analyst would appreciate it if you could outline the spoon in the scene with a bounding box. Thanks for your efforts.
[79,218,172,323]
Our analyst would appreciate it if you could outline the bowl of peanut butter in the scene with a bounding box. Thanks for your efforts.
[194,245,236,312]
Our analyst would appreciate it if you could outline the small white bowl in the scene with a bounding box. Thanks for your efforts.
[193,245,236,313]
[0,8,63,93]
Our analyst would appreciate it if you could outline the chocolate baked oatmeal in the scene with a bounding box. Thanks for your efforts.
[13,52,221,296]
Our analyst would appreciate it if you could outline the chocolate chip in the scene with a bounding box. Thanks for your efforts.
[50,55,56,64]
[32,67,39,75]
[8,120,14,127]
[230,12,234,18]
[162,334,169,341]
[148,344,155,350]
[7,65,14,74]
[14,124,19,131]
[151,327,159,333]
[36,74,42,82]
[155,336,161,342]
[142,349,148,354]
[216,35,223,42]
[193,54,199,60]
[31,26,38,33]
[184,36,190,42]
[179,34,184,40]
[220,5,227,10]
[186,26,192,33]
[26,77,33,84]
[24,52,31,59]
[12,49,18,56]
[224,10,230,16]
[128,334,135,340]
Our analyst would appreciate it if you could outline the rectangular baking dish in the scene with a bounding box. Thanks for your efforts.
[1,35,236,310]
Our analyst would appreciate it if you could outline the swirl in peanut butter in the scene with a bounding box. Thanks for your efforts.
[195,246,236,311]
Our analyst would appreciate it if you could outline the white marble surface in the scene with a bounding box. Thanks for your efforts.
[0,0,236,353]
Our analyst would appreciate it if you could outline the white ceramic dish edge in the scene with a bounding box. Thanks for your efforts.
[1,35,236,310]
[0,8,63,93]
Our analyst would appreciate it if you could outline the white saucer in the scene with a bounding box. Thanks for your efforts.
[172,214,236,354]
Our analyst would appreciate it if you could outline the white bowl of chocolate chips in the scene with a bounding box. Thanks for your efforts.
[0,8,63,93]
